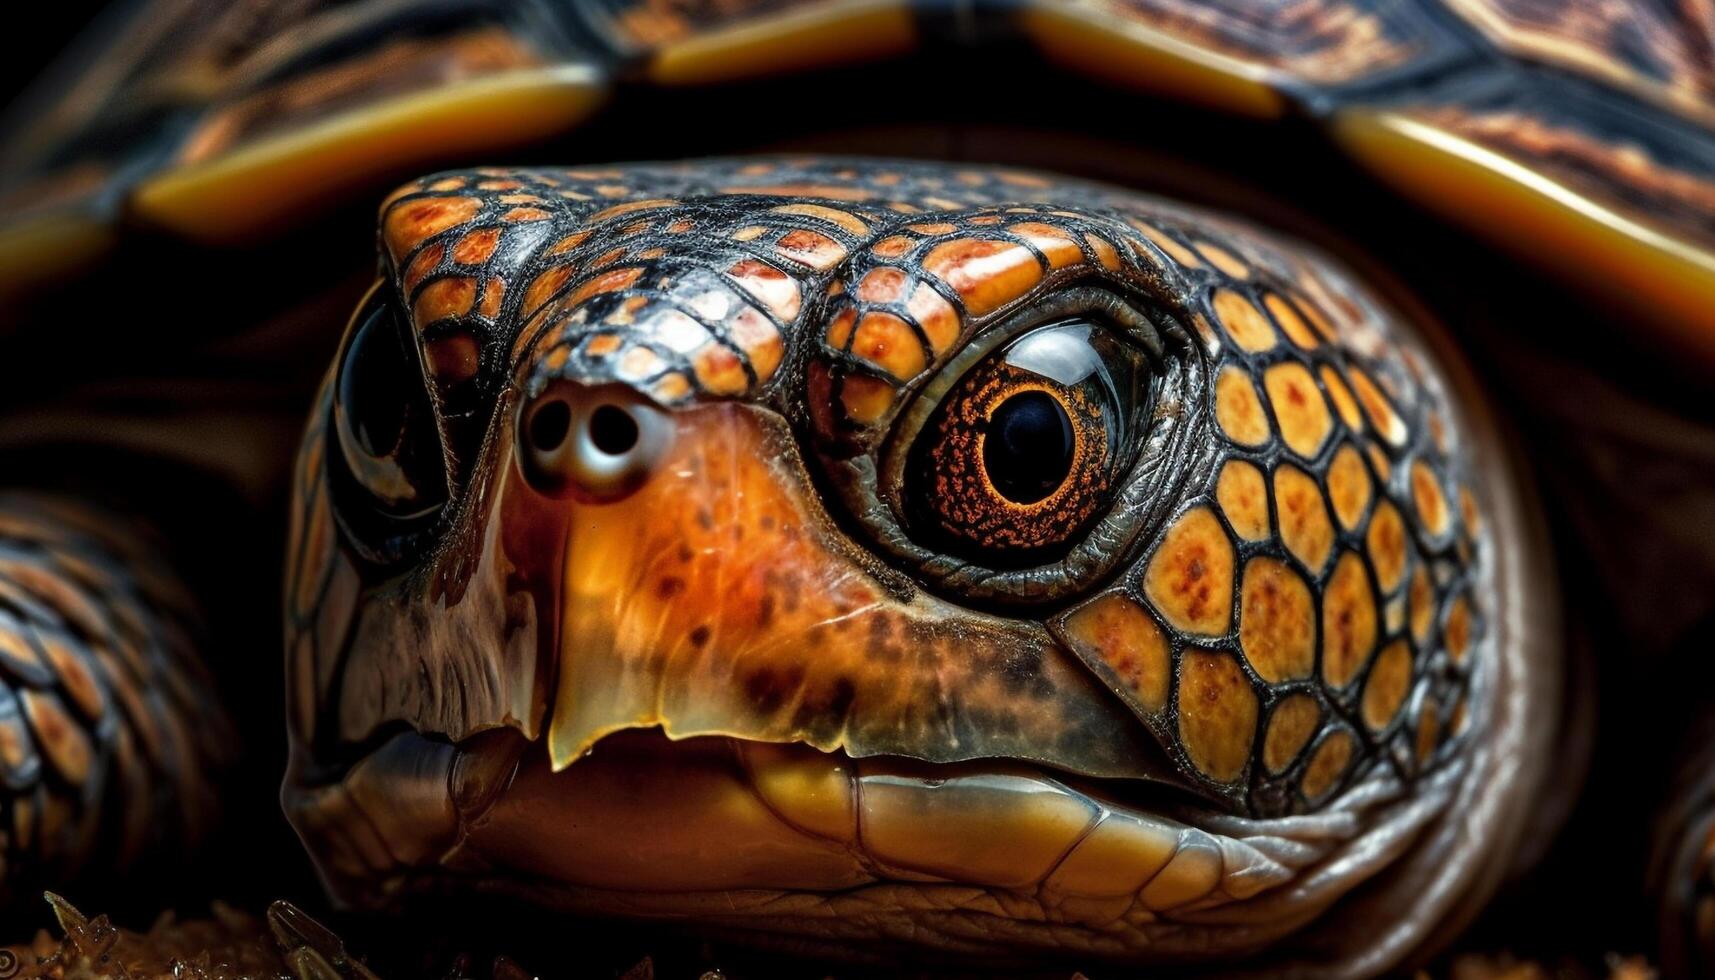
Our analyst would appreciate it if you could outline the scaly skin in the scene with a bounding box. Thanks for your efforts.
[276,158,1558,976]
[0,494,228,905]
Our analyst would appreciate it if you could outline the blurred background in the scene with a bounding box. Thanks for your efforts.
[0,7,97,104]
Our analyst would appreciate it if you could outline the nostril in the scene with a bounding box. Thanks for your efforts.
[528,399,572,452]
[517,382,672,501]
[588,405,639,456]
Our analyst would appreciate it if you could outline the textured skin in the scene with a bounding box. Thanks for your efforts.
[0,494,227,907]
[276,158,1545,973]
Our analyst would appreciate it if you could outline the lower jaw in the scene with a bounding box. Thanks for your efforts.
[441,731,1238,964]
[290,726,1447,964]
[454,728,1224,902]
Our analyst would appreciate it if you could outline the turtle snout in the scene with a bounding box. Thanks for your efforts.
[517,381,672,501]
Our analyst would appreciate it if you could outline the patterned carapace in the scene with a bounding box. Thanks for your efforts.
[296,157,1493,818]
[8,0,1715,370]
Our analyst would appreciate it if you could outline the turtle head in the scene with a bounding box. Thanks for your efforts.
[282,159,1548,967]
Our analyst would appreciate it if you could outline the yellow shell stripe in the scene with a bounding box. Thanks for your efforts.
[10,0,1715,363]
[0,0,917,300]
[136,0,919,241]
[1333,110,1715,365]
[1015,0,1715,364]
[134,66,607,244]
[0,214,114,311]
[1017,3,1288,118]
[644,0,915,86]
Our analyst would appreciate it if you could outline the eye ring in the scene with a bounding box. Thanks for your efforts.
[812,285,1214,607]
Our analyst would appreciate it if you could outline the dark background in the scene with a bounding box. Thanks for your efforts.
[0,6,94,110]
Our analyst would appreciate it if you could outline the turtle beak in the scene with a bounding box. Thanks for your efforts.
[401,386,1204,899]
[496,381,1155,780]
[289,381,1182,905]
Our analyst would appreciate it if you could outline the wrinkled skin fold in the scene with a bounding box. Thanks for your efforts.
[281,158,1558,976]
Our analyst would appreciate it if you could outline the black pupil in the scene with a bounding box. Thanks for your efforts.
[983,391,1075,504]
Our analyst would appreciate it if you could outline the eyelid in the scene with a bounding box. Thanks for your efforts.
[917,287,1165,397]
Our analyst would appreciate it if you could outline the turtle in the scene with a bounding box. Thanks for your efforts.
[0,1,1713,977]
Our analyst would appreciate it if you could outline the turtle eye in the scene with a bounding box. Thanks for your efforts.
[331,285,447,551]
[903,318,1151,566]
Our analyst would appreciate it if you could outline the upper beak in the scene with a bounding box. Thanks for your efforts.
[493,396,1157,781]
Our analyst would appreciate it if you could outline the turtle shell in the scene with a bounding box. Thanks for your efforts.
[3,0,1715,365]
